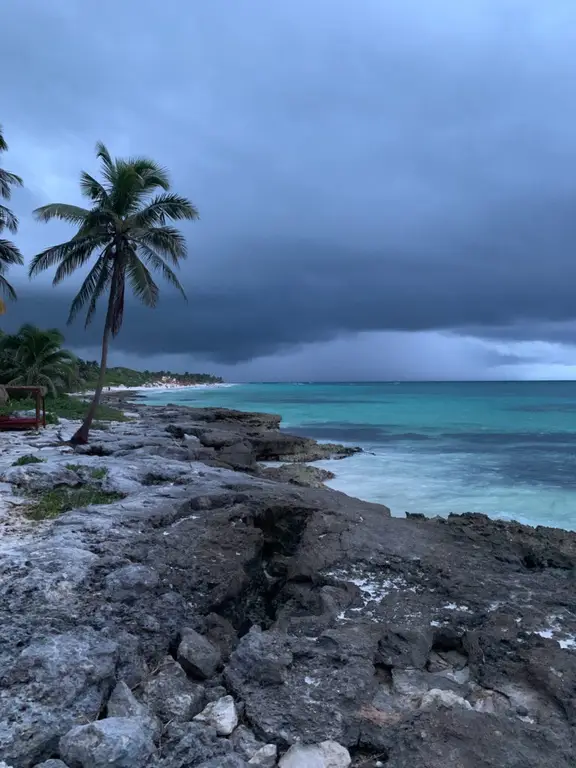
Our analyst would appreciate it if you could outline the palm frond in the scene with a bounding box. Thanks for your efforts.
[80,171,108,202]
[108,164,147,217]
[136,242,187,299]
[0,205,18,234]
[0,239,24,267]
[126,248,159,308]
[129,193,199,228]
[95,142,116,186]
[0,169,23,201]
[34,203,90,225]
[110,159,172,217]
[120,157,170,191]
[0,274,17,301]
[135,227,187,265]
[28,236,100,277]
[53,238,105,285]
[0,126,7,153]
[68,253,111,326]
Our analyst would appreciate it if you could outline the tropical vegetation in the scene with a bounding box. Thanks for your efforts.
[0,125,23,314]
[29,142,199,444]
[0,323,80,395]
[78,359,222,389]
[0,325,127,423]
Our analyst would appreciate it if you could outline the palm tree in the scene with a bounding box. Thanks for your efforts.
[29,142,198,444]
[0,125,24,312]
[0,324,80,396]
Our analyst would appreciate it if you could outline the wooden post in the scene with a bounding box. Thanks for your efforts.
[35,390,40,429]
[42,396,46,428]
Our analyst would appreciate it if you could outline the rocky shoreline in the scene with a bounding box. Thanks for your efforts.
[1,401,576,767]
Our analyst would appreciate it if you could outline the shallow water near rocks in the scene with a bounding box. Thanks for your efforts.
[144,381,576,530]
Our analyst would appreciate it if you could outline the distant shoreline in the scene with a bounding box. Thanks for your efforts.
[79,382,235,398]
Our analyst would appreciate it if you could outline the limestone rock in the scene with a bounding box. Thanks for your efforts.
[259,464,335,488]
[230,725,264,760]
[105,564,159,602]
[226,627,293,686]
[217,440,257,471]
[279,741,351,767]
[106,681,161,741]
[248,744,278,766]
[59,717,155,768]
[196,757,248,768]
[2,463,81,492]
[177,628,221,679]
[420,688,472,710]
[34,761,70,768]
[142,658,205,722]
[152,722,233,768]
[193,695,238,736]
[0,629,118,765]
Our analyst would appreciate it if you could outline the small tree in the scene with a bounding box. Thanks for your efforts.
[29,142,198,443]
[0,324,80,395]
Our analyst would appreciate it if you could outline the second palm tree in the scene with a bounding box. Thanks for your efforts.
[30,142,198,444]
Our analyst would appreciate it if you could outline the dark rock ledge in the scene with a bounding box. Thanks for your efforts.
[0,403,575,767]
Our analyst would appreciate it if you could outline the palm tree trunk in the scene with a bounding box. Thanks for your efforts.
[70,290,115,445]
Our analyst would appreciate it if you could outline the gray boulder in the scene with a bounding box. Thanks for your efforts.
[59,717,155,768]
[230,726,264,760]
[107,681,161,741]
[141,658,205,722]
[153,723,233,768]
[0,630,118,766]
[225,627,293,686]
[248,744,278,766]
[177,628,221,679]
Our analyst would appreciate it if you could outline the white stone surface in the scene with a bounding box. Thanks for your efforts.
[193,695,238,736]
[248,744,278,766]
[279,740,351,768]
[420,688,472,710]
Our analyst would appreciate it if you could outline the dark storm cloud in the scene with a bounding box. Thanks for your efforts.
[4,0,576,369]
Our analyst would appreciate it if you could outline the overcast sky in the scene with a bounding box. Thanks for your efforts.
[3,0,576,380]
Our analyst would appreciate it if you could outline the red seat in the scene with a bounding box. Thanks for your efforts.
[0,416,41,430]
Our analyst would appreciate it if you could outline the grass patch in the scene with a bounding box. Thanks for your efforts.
[12,454,45,466]
[0,394,128,424]
[25,487,126,521]
[63,463,108,479]
[48,394,128,423]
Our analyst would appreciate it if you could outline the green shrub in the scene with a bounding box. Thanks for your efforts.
[90,467,108,479]
[12,454,45,466]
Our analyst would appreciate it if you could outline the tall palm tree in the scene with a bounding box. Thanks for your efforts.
[0,125,24,312]
[0,324,80,395]
[29,142,198,444]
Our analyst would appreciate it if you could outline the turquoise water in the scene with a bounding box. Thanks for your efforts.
[143,382,576,530]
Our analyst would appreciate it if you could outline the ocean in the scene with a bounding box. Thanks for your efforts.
[143,381,576,531]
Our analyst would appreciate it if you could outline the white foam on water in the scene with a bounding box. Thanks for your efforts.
[315,445,576,531]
